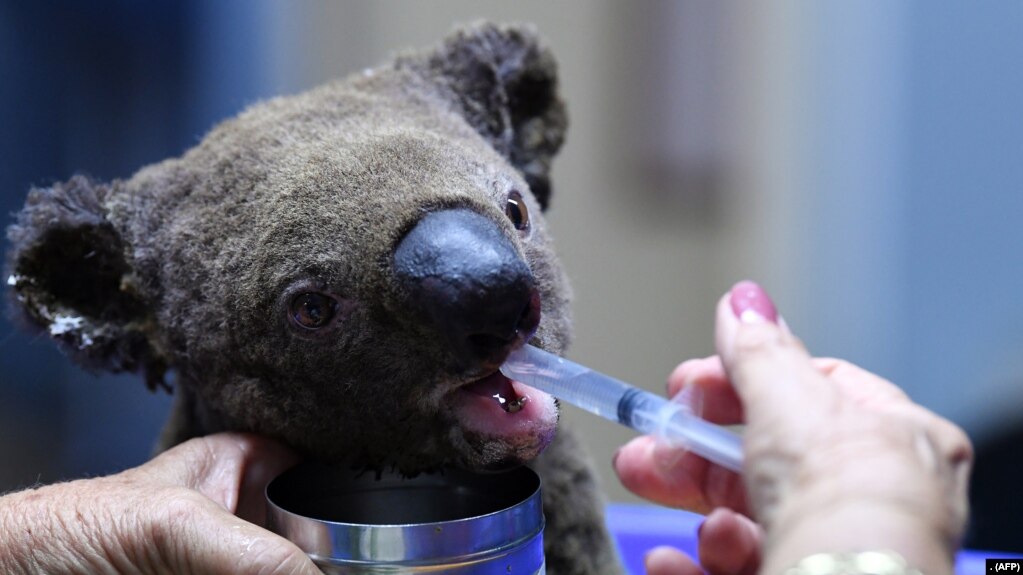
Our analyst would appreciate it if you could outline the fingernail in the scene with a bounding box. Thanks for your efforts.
[697,518,706,538]
[611,448,621,469]
[729,280,778,324]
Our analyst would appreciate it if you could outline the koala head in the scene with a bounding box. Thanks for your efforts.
[6,23,573,474]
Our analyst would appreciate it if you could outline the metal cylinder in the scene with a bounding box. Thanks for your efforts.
[266,463,545,574]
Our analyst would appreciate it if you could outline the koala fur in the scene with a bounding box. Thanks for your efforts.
[6,22,622,574]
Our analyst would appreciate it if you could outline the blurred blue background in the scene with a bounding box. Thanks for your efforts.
[1,0,1021,552]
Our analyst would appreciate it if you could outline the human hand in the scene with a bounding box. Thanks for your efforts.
[614,281,972,575]
[0,433,320,575]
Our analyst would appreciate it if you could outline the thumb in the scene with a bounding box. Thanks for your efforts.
[116,434,319,574]
[140,432,301,526]
[714,281,830,422]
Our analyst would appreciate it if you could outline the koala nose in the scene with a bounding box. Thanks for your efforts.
[393,209,541,370]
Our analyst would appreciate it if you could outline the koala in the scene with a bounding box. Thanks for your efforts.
[6,22,622,574]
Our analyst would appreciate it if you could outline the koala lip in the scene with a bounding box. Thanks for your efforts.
[449,371,558,452]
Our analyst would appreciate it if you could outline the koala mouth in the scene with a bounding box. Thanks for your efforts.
[463,371,529,412]
[449,370,558,459]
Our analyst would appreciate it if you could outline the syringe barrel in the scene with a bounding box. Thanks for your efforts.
[662,409,744,473]
[616,388,671,433]
[620,388,744,473]
[502,346,635,422]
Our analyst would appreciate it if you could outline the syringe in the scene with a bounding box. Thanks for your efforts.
[500,344,744,473]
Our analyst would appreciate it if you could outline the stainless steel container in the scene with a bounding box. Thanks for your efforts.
[266,463,545,574]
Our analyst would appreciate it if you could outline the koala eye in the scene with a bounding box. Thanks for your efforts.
[289,292,338,330]
[505,190,530,235]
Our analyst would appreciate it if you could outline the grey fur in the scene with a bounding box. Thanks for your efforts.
[6,22,621,574]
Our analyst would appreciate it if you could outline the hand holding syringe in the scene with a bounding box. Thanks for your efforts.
[500,344,744,473]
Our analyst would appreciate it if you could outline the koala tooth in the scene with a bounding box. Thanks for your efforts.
[491,392,527,413]
[505,396,529,414]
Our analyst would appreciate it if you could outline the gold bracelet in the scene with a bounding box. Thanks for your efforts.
[783,551,924,575]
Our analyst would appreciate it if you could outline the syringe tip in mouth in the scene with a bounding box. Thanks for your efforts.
[500,345,744,473]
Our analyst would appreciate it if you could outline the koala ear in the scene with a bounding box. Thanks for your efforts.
[6,176,167,389]
[413,22,567,210]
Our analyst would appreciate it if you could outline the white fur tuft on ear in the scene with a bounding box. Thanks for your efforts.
[5,175,167,389]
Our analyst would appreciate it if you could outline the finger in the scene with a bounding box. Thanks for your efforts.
[698,508,762,575]
[903,405,974,532]
[140,433,301,524]
[667,356,745,425]
[614,435,749,514]
[812,357,973,480]
[923,411,974,531]
[668,357,723,397]
[151,493,320,575]
[912,408,973,471]
[812,357,912,407]
[644,546,703,575]
[614,436,705,510]
[231,435,303,526]
[886,402,974,486]
[715,282,832,422]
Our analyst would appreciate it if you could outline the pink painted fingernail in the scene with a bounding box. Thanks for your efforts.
[729,280,778,324]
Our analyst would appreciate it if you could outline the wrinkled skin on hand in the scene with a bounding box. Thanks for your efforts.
[0,434,320,575]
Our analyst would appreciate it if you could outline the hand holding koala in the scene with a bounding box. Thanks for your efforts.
[0,433,319,575]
